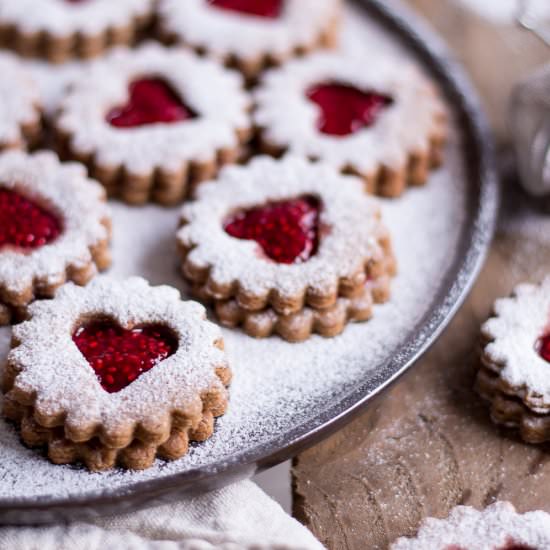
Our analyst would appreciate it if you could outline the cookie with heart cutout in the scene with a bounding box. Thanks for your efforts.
[53,43,252,206]
[177,155,396,341]
[0,53,42,151]
[391,502,550,550]
[0,149,111,326]
[475,278,550,444]
[0,0,154,63]
[254,53,447,197]
[156,0,341,81]
[2,277,232,471]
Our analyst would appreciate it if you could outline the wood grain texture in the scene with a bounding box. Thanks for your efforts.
[292,182,550,549]
[403,0,549,144]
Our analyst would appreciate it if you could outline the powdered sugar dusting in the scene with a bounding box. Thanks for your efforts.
[0,0,152,36]
[391,501,550,549]
[255,53,445,172]
[0,6,470,501]
[483,278,550,412]
[157,0,340,59]
[9,277,227,438]
[179,156,386,300]
[0,150,110,297]
[56,43,251,174]
[0,53,40,147]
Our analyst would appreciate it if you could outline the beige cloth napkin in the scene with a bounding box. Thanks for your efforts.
[0,480,325,550]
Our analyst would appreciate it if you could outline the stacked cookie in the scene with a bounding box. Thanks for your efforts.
[476,278,550,444]
[2,278,231,471]
[177,156,396,342]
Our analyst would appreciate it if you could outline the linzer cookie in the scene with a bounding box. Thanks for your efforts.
[53,43,252,206]
[0,53,41,151]
[177,156,396,342]
[2,277,232,471]
[391,502,550,549]
[0,0,154,63]
[476,278,550,444]
[157,0,341,80]
[0,150,111,326]
[254,53,448,197]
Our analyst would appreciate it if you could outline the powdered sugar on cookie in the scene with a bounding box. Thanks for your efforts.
[0,0,152,36]
[0,150,110,299]
[55,43,251,176]
[7,277,229,444]
[255,53,446,176]
[178,156,389,309]
[158,0,340,62]
[391,502,550,549]
[0,53,41,149]
[482,278,550,411]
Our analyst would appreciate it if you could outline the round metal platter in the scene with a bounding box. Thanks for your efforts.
[0,0,499,524]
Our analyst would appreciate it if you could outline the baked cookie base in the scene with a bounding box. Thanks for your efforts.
[54,127,252,206]
[0,218,112,327]
[0,13,153,64]
[196,250,396,343]
[159,14,341,83]
[258,124,447,199]
[181,229,395,316]
[475,365,550,444]
[215,274,392,342]
[2,364,232,471]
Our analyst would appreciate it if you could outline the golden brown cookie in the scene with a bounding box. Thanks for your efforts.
[254,53,447,197]
[0,150,111,326]
[53,44,252,206]
[156,0,341,81]
[2,277,231,471]
[178,156,396,340]
[0,0,154,63]
[476,278,550,443]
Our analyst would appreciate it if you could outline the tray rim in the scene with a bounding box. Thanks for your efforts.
[0,0,500,524]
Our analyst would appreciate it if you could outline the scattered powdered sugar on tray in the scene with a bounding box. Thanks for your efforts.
[0,5,469,501]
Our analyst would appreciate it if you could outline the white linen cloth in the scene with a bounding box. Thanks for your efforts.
[0,480,324,550]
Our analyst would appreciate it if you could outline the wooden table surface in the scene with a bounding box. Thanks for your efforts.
[291,170,550,549]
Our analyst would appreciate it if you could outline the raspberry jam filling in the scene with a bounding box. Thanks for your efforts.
[536,333,550,362]
[497,543,537,550]
[73,320,178,393]
[208,0,283,18]
[0,188,62,250]
[306,82,393,137]
[107,78,196,129]
[224,196,321,264]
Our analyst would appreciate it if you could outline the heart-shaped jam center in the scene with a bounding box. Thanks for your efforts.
[0,188,62,250]
[73,320,178,393]
[306,82,393,137]
[208,0,283,18]
[106,78,196,129]
[224,196,320,264]
[537,333,550,362]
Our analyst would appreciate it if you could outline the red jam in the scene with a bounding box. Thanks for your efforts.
[224,196,321,264]
[537,333,550,362]
[107,78,196,128]
[0,188,62,250]
[208,0,283,18]
[73,320,178,393]
[306,82,393,137]
[497,544,537,550]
